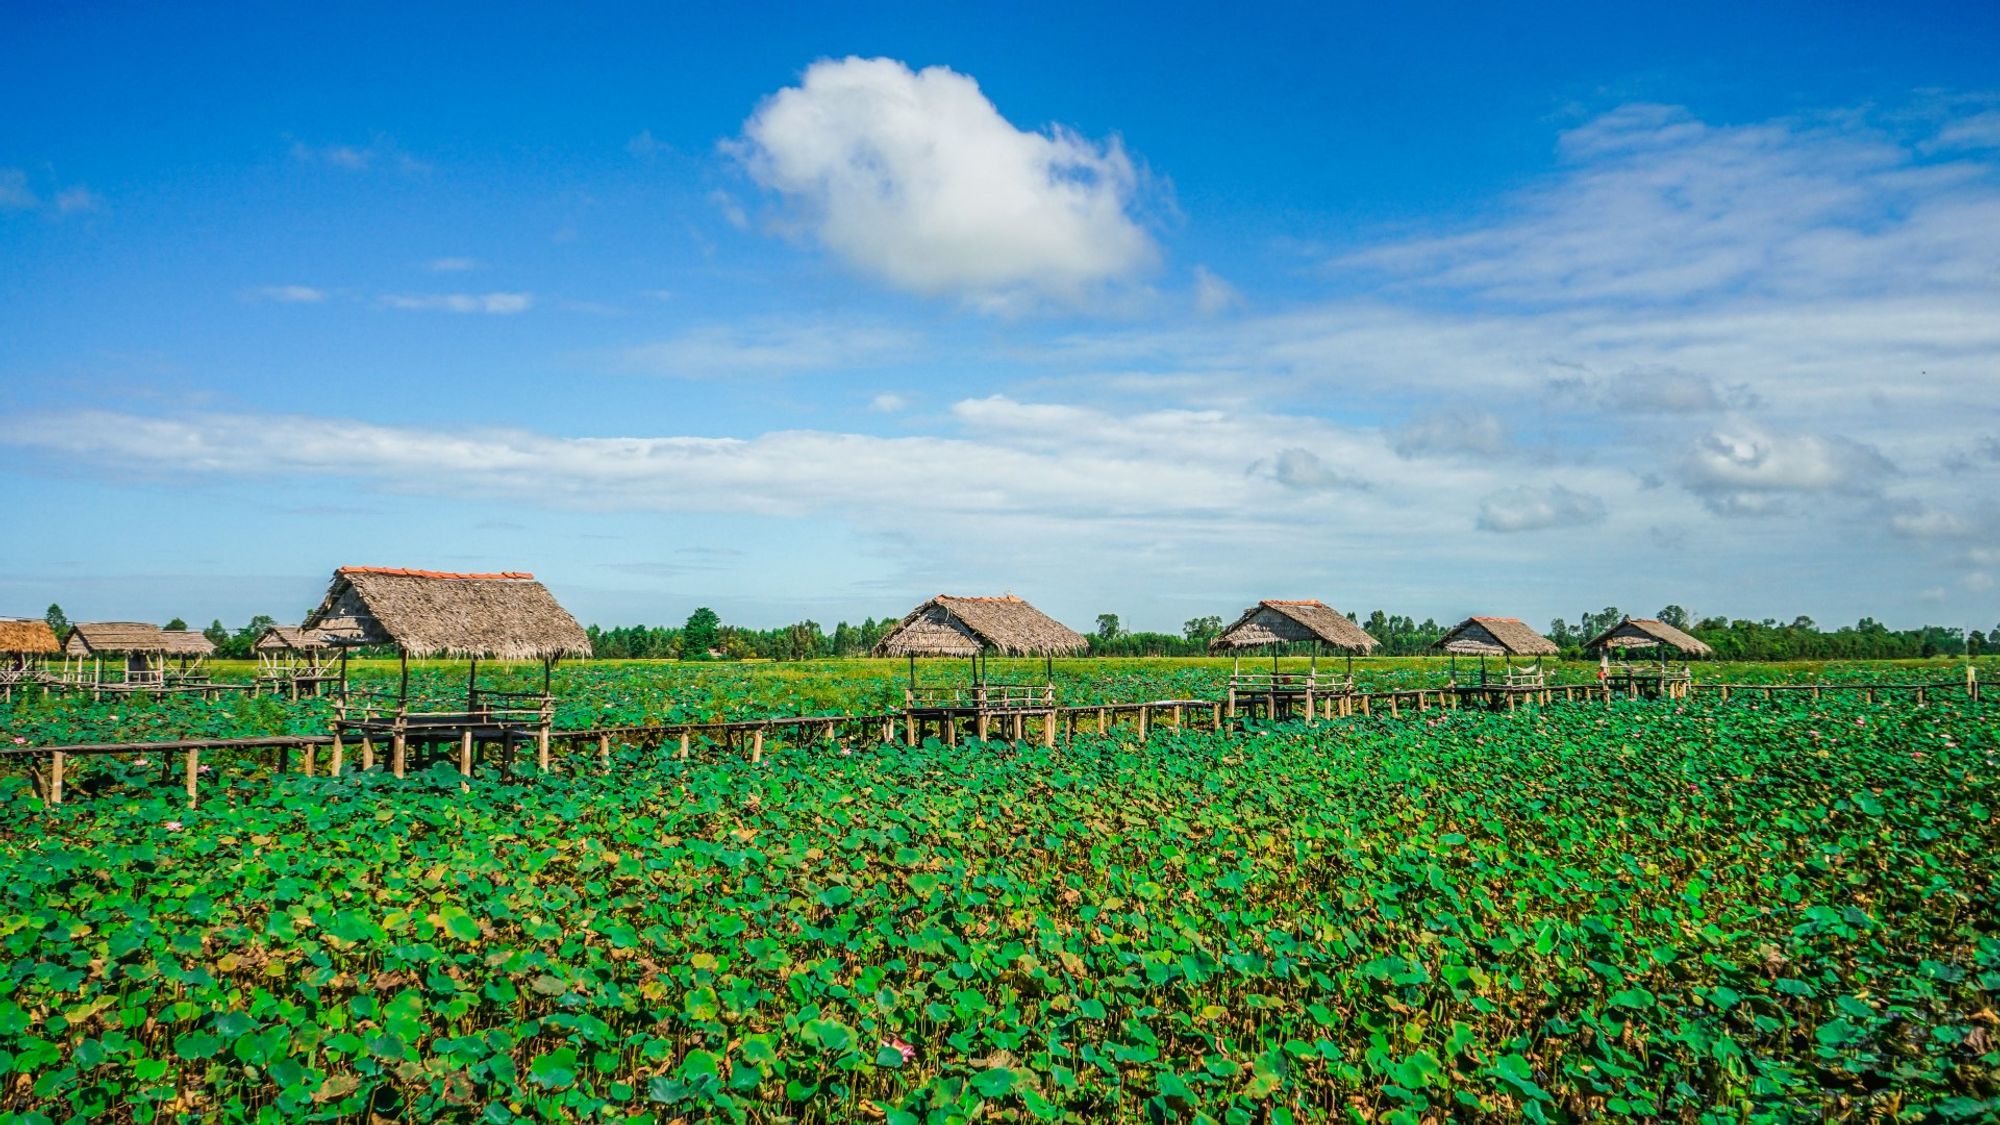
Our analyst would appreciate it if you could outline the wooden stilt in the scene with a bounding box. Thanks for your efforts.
[1043,710,1056,748]
[49,751,64,805]
[905,711,917,747]
[460,731,474,777]
[185,749,199,808]
[1137,705,1149,742]
[392,730,406,778]
[598,733,611,770]
[329,734,344,777]
[679,731,691,760]
[751,728,764,764]
[537,727,551,773]
[1097,707,1108,734]
[361,736,375,771]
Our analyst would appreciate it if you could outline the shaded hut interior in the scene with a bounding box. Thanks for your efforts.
[1584,616,1713,697]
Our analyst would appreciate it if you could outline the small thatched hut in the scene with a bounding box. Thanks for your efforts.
[303,566,590,714]
[1211,599,1379,709]
[254,625,341,696]
[0,618,59,696]
[1434,616,1559,687]
[161,629,216,679]
[874,594,1087,710]
[63,622,171,686]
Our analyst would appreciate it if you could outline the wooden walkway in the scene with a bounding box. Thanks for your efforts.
[5,671,1979,807]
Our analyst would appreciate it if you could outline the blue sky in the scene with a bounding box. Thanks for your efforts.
[4,2,1999,634]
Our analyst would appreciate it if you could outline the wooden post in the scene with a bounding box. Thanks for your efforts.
[50,750,65,805]
[185,749,199,807]
[391,731,406,778]
[1137,705,1149,742]
[1211,702,1222,729]
[905,711,917,747]
[1226,686,1236,718]
[679,731,691,761]
[329,734,344,777]
[361,736,375,772]
[1044,710,1056,748]
[1389,694,1399,719]
[975,710,989,741]
[1359,694,1371,717]
[1097,708,1108,734]
[1867,687,1876,705]
[302,740,316,778]
[598,733,611,770]
[537,727,551,773]
[460,731,474,777]
[1010,712,1023,741]
[1303,688,1315,725]
[751,728,764,764]
[1916,687,1927,707]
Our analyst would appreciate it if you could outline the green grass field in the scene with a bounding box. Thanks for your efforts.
[1,662,1995,1122]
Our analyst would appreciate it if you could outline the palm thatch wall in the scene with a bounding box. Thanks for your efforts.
[254,625,337,653]
[874,595,1089,658]
[161,630,216,657]
[1583,617,1713,657]
[1435,616,1560,657]
[1209,600,1379,653]
[0,618,59,655]
[303,567,591,660]
[63,622,170,657]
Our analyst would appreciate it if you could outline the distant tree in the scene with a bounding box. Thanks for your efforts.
[1656,604,1690,629]
[1095,614,1123,641]
[222,615,277,659]
[1181,615,1223,645]
[45,604,68,638]
[681,607,721,659]
[1967,629,1983,656]
[164,617,188,631]
[202,619,229,648]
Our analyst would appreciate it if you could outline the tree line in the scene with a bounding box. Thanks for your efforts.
[36,603,1994,663]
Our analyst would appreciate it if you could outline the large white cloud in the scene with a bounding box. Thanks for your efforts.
[733,57,1157,309]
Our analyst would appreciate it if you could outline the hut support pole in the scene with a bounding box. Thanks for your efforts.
[905,711,917,748]
[537,726,551,773]
[398,651,409,707]
[460,731,474,778]
[392,731,406,779]
[185,749,199,808]
[361,737,375,772]
[1044,710,1056,748]
[751,728,764,764]
[329,733,344,777]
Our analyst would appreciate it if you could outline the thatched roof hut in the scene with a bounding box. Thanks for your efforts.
[161,630,216,658]
[303,567,591,660]
[1584,617,1713,658]
[1210,600,1378,653]
[63,622,170,657]
[1434,616,1560,657]
[874,595,1088,658]
[0,618,59,655]
[254,625,336,653]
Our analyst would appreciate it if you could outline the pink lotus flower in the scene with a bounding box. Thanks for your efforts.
[164,821,183,832]
[880,1036,916,1064]
[133,758,150,767]
[10,737,23,745]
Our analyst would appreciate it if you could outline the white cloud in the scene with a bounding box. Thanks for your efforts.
[380,292,532,314]
[245,285,327,304]
[1888,504,1970,539]
[1475,484,1607,532]
[1395,407,1510,459]
[0,168,38,210]
[617,320,915,378]
[1263,448,1359,492]
[869,393,908,413]
[1677,424,1893,515]
[1599,368,1731,414]
[1929,110,2000,151]
[626,129,666,157]
[54,186,101,214]
[709,190,750,231]
[288,136,428,173]
[1193,266,1243,314]
[428,257,478,272]
[733,56,1157,309]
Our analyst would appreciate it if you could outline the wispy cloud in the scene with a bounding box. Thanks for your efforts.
[287,135,429,174]
[0,168,36,210]
[1,168,101,216]
[380,292,532,314]
[244,284,327,304]
[1476,484,1607,533]
[732,56,1159,311]
[616,320,917,378]
[1192,266,1243,314]
[427,257,478,272]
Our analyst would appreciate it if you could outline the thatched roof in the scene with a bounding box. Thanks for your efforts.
[64,622,170,656]
[1584,617,1713,657]
[254,625,337,653]
[1435,616,1560,657]
[302,566,591,660]
[162,630,216,657]
[0,618,59,655]
[1210,600,1379,653]
[874,595,1089,658]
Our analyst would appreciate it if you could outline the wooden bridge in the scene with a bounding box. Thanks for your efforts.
[5,668,1980,807]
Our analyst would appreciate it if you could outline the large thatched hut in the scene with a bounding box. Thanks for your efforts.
[62,622,171,688]
[1584,616,1712,698]
[304,567,590,777]
[1434,616,1560,688]
[0,618,59,697]
[874,594,1087,719]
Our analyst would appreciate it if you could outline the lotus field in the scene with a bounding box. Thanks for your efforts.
[1,663,1997,1121]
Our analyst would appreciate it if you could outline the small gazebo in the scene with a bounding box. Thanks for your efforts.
[1434,616,1560,693]
[160,630,216,683]
[306,567,592,776]
[0,618,59,700]
[1583,617,1712,699]
[1210,600,1378,721]
[61,622,172,694]
[874,594,1088,743]
[254,625,342,697]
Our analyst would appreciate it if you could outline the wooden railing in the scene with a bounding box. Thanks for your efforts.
[904,683,1055,710]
